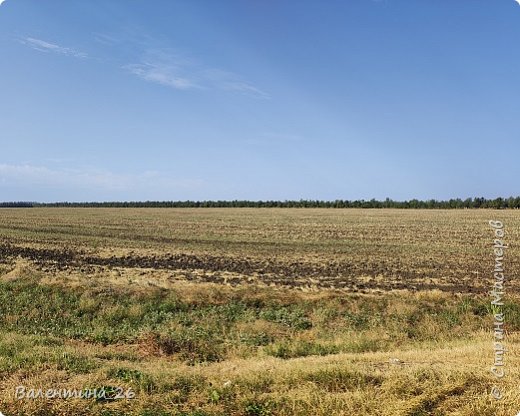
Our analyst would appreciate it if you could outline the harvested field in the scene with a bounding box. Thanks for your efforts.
[0,208,518,292]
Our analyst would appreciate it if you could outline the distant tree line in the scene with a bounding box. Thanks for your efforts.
[1,197,520,209]
[0,202,35,208]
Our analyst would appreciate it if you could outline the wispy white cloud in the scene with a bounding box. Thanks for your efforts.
[0,0,8,6]
[515,0,520,5]
[202,68,271,99]
[125,62,199,90]
[125,50,270,99]
[20,37,88,59]
[0,164,204,192]
[18,32,268,98]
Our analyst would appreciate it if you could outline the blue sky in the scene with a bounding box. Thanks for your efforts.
[1,0,520,202]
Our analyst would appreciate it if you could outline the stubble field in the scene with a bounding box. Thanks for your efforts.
[0,208,518,415]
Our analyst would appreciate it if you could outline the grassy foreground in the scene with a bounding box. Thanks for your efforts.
[0,263,518,415]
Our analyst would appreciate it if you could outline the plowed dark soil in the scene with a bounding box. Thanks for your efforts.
[0,242,492,293]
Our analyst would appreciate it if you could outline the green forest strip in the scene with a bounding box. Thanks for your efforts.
[0,197,519,209]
